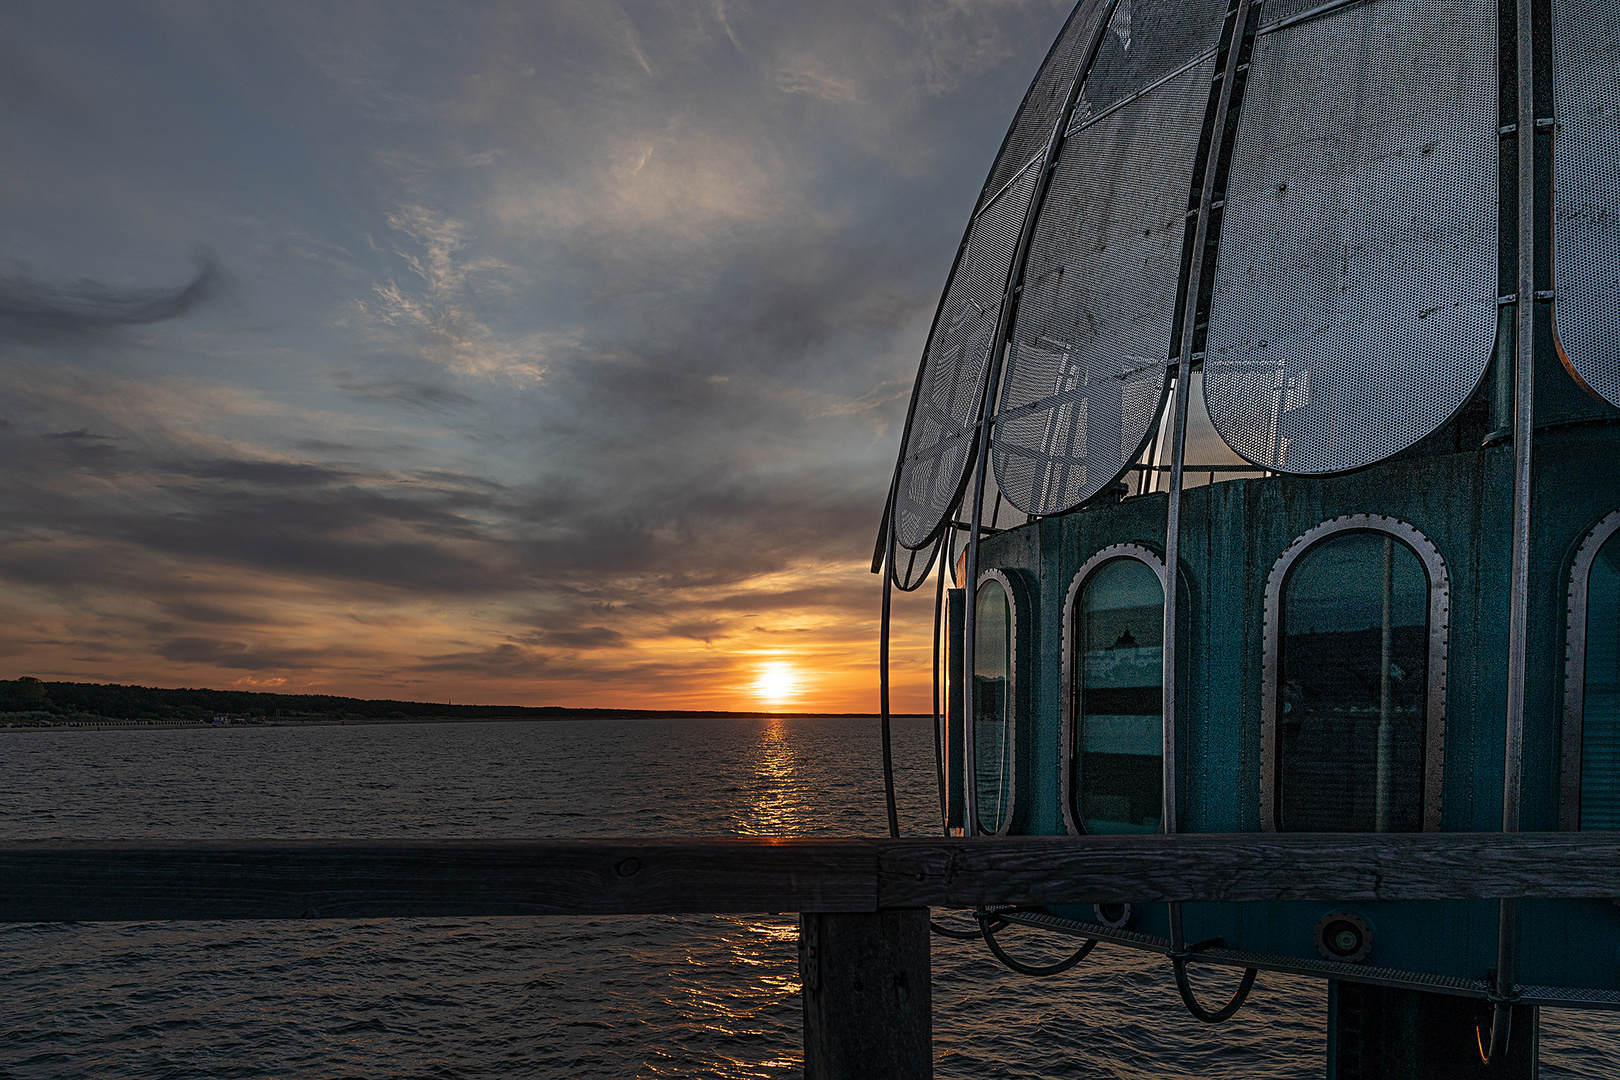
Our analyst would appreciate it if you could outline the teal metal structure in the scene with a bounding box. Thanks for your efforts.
[875,0,1620,1068]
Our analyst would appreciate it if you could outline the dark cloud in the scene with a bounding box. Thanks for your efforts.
[666,619,730,644]
[0,254,222,342]
[412,643,546,675]
[155,600,263,627]
[536,626,625,649]
[158,636,332,671]
[335,374,477,410]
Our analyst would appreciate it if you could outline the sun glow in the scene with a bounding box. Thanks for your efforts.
[752,661,800,709]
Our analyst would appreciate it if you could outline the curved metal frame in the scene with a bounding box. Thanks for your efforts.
[973,567,1021,837]
[1060,543,1169,836]
[1560,509,1620,831]
[1259,515,1451,833]
[875,0,1111,563]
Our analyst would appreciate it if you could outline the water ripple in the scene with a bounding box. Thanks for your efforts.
[1,718,1615,1076]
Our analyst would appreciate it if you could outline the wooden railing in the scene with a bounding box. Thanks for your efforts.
[6,832,1619,1078]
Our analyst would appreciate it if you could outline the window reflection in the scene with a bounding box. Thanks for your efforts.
[1074,558,1164,833]
[1278,532,1428,832]
[975,577,1015,834]
[1582,531,1620,829]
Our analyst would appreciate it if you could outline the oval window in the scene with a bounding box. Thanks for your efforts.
[975,577,1015,834]
[1581,528,1620,829]
[1074,558,1164,834]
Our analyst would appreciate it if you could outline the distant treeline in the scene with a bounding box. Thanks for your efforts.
[0,677,898,722]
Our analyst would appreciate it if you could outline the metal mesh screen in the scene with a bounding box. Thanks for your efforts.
[889,532,942,592]
[893,163,1039,549]
[1553,0,1620,407]
[992,51,1220,517]
[892,0,1113,550]
[1068,0,1230,124]
[980,1,1109,216]
[1202,0,1497,474]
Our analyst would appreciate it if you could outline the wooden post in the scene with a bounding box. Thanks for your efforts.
[800,908,931,1079]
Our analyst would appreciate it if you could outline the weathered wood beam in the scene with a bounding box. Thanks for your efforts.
[0,839,875,921]
[2,833,1617,922]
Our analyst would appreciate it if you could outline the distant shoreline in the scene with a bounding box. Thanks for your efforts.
[1,712,932,732]
[0,677,932,730]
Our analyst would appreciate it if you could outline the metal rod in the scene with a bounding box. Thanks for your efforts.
[962,451,988,836]
[879,529,900,840]
[1377,535,1394,833]
[1491,0,1538,1058]
[932,537,949,834]
[1163,0,1255,956]
[1504,0,1536,851]
[1128,463,1269,473]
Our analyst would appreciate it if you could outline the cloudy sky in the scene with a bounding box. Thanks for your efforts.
[0,0,1073,711]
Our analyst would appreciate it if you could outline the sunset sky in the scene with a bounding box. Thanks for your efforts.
[0,1,1072,712]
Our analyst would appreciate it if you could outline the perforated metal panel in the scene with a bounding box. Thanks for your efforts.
[892,2,1105,550]
[888,532,942,592]
[980,2,1108,216]
[1202,0,1497,474]
[992,0,1228,517]
[1553,0,1620,407]
[893,163,1038,549]
[1068,0,1230,123]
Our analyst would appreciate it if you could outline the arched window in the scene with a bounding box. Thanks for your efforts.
[1562,511,1620,830]
[1062,545,1166,835]
[1262,516,1449,832]
[974,571,1017,835]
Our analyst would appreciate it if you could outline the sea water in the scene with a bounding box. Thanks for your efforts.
[1,716,1615,1077]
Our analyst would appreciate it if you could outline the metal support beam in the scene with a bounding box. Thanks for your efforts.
[1489,0,1538,1060]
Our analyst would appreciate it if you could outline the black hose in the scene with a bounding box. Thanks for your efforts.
[1477,1001,1513,1066]
[977,911,1096,976]
[1171,957,1258,1023]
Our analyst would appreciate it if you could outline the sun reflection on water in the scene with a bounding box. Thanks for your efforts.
[735,716,816,836]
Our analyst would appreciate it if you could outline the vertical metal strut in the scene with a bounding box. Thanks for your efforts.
[1164,0,1256,958]
[961,1,1117,837]
[879,526,901,840]
[1487,0,1537,1061]
[931,541,950,833]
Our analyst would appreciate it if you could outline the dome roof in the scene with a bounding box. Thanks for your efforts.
[887,0,1618,553]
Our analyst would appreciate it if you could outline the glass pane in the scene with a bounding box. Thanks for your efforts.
[1279,533,1429,831]
[1583,534,1620,829]
[1075,559,1164,833]
[975,579,1015,834]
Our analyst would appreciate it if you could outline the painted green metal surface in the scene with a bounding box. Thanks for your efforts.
[951,400,1620,992]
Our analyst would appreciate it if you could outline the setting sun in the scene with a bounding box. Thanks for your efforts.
[752,661,801,709]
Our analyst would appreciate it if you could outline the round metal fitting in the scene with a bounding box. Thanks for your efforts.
[1093,903,1137,931]
[1314,910,1374,963]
